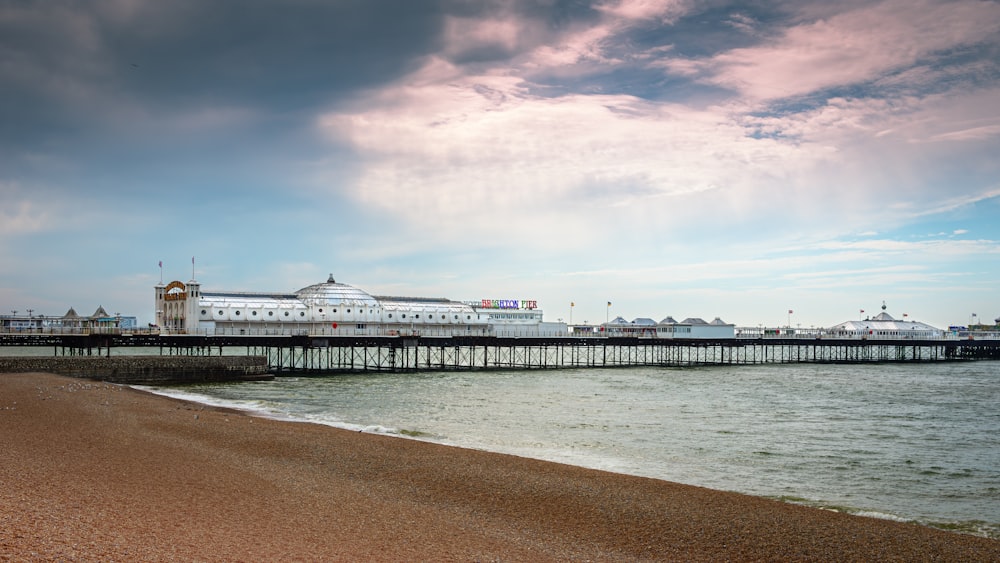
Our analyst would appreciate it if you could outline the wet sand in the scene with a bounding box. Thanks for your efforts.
[2,372,998,561]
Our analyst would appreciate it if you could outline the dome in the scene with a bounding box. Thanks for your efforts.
[295,275,380,307]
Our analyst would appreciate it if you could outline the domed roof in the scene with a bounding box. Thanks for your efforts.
[296,275,380,307]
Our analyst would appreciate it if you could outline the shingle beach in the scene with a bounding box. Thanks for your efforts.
[2,373,997,561]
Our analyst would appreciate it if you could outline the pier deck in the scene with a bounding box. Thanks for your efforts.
[3,333,998,374]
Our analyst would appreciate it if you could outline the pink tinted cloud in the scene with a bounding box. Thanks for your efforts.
[698,0,1000,100]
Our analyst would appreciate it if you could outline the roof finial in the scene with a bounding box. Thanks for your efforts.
[327,273,336,283]
[881,300,887,311]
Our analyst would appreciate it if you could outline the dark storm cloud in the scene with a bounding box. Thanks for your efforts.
[1,1,443,140]
[0,0,604,154]
[105,2,446,106]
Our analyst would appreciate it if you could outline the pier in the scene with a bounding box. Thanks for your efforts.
[2,332,999,375]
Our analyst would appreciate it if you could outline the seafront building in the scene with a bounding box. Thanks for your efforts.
[153,275,741,338]
[827,303,943,339]
[154,275,567,337]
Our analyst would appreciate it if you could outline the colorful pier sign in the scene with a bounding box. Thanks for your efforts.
[479,299,538,310]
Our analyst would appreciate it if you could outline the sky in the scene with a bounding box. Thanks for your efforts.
[2,0,999,329]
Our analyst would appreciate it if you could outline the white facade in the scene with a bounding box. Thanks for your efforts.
[155,275,558,336]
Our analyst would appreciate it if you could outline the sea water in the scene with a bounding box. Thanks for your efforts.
[149,361,1000,538]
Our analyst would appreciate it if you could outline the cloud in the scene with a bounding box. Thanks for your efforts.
[724,13,760,35]
[0,198,49,235]
[683,0,1000,101]
[594,0,691,23]
[3,0,998,328]
[319,58,837,245]
[442,15,525,62]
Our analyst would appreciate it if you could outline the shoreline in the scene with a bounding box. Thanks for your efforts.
[142,376,999,540]
[3,372,999,561]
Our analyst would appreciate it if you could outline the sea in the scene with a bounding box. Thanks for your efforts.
[141,361,997,538]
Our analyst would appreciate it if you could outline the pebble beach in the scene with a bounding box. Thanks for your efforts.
[2,372,998,562]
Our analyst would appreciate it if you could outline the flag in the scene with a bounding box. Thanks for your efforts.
[571,302,575,307]
[158,260,162,268]
[860,309,865,313]
[788,309,793,314]
[607,302,612,307]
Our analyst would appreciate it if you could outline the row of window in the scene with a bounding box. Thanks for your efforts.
[387,313,473,320]
[205,309,306,318]
[202,309,476,321]
[487,313,540,320]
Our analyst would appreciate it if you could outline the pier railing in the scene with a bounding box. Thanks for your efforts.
[4,325,998,340]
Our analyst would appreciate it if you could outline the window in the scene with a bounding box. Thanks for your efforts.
[252,311,257,316]
[218,310,224,316]
[299,312,306,317]
[284,312,290,317]
[235,311,241,316]
[268,311,274,317]
[201,310,207,315]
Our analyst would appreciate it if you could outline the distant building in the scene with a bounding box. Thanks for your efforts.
[1,306,135,333]
[827,303,941,339]
[602,315,735,338]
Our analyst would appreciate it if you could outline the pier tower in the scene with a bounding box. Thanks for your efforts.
[154,278,201,333]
